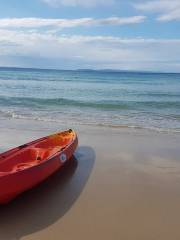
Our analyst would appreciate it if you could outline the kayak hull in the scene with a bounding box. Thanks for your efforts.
[0,130,78,204]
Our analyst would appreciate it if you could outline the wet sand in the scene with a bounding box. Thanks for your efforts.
[0,118,180,240]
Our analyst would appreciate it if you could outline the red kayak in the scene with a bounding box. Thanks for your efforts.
[0,129,78,204]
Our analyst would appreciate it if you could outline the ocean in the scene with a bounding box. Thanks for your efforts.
[0,67,180,132]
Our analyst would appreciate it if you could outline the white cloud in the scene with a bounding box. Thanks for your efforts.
[0,16,146,29]
[0,29,180,72]
[135,0,180,21]
[41,0,115,8]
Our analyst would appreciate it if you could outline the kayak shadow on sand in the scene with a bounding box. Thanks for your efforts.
[0,146,95,240]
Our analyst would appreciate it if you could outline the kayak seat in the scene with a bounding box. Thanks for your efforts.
[0,147,61,173]
[13,162,36,172]
[13,147,61,172]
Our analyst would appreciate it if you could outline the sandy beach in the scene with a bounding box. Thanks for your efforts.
[0,118,180,240]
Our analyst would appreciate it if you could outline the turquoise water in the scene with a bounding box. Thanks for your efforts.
[0,67,180,132]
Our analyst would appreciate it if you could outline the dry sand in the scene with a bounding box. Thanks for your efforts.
[0,118,180,240]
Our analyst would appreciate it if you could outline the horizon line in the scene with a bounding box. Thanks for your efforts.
[0,66,180,74]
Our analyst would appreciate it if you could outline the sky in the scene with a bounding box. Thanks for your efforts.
[0,0,180,72]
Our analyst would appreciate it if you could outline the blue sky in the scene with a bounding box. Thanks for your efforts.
[0,0,180,72]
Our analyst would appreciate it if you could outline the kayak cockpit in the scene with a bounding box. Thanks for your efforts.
[0,147,61,174]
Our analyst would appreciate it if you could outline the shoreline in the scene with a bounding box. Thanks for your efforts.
[1,109,180,134]
[0,117,180,153]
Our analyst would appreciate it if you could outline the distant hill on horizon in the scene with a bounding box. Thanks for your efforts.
[0,66,179,74]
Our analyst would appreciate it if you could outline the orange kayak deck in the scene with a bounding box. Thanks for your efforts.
[0,129,78,204]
